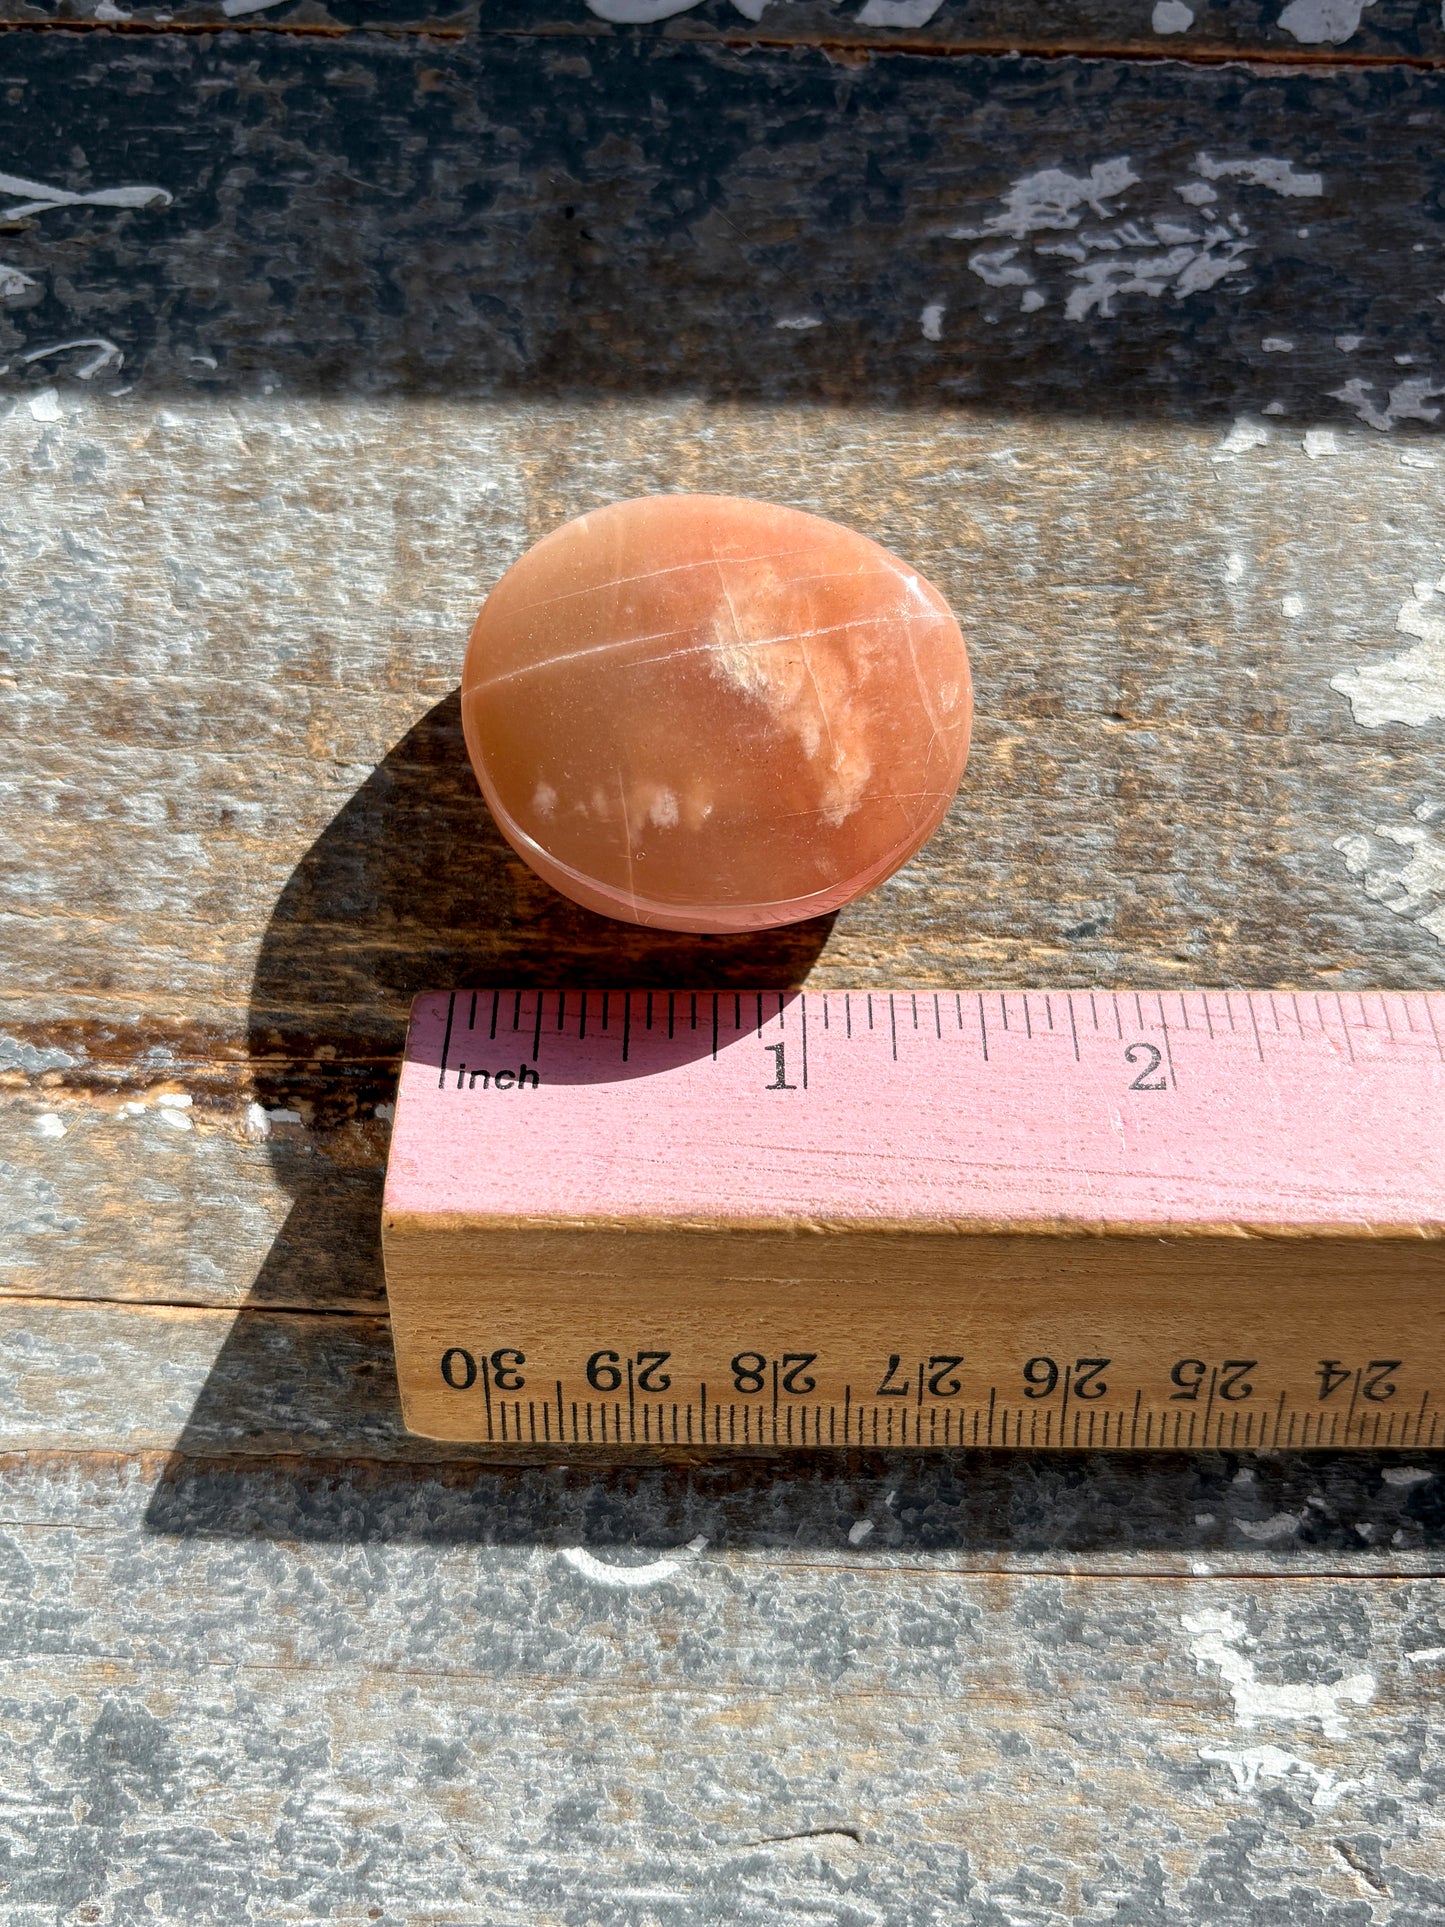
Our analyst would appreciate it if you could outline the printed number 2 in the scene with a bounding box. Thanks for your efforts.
[1125,1042,1166,1090]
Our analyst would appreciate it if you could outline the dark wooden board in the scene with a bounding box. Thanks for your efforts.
[3,0,1444,63]
[2,33,1445,418]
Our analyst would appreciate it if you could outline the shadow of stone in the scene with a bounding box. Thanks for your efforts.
[144,690,836,1531]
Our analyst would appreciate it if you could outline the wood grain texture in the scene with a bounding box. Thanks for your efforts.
[2,35,1445,413]
[3,0,1444,64]
[0,1487,1442,1924]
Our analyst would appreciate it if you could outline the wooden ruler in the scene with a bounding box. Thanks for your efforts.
[382,989,1445,1450]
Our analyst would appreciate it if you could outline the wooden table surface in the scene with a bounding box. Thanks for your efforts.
[3,2,1445,1920]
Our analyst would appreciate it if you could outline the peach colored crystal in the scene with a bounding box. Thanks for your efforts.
[461,494,972,932]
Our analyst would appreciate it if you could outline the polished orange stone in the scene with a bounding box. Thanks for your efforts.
[461,494,972,932]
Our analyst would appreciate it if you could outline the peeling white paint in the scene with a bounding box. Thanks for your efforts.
[0,169,172,221]
[1233,1512,1302,1541]
[1277,0,1375,43]
[1334,807,1445,947]
[1261,336,1295,353]
[946,151,1333,331]
[848,1520,875,1545]
[1193,153,1323,196]
[1332,376,1445,431]
[1224,552,1246,583]
[1401,451,1438,469]
[584,0,706,19]
[1405,1645,1445,1665]
[952,159,1139,240]
[1066,241,1249,321]
[33,1113,67,1140]
[1380,1465,1434,1486]
[1282,594,1305,618]
[967,245,1035,289]
[562,1537,707,1588]
[1183,1609,1375,1737]
[1152,0,1195,28]
[1332,576,1445,727]
[220,0,288,13]
[920,301,945,341]
[856,0,945,22]
[26,387,62,423]
[1335,334,1363,352]
[1214,417,1270,459]
[0,263,35,301]
[1199,1744,1363,1809]
[774,315,822,331]
[1303,428,1338,457]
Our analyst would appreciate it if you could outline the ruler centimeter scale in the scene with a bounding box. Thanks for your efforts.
[381,988,1445,1451]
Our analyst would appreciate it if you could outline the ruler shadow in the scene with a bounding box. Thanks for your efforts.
[144,689,836,1535]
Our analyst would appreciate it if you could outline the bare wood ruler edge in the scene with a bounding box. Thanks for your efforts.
[381,989,1445,1450]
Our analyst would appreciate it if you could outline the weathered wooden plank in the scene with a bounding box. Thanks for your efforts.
[0,1594,1439,1923]
[2,35,1445,412]
[5,395,1443,1075]
[0,1438,1441,1920]
[3,0,1444,64]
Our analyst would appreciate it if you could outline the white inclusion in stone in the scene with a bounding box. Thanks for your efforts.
[1152,0,1195,29]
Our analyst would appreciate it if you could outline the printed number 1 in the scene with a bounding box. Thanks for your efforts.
[764,1042,797,1090]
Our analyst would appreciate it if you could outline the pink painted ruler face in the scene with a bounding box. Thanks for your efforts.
[385,990,1445,1231]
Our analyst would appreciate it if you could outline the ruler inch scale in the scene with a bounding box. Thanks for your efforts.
[382,988,1445,1451]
